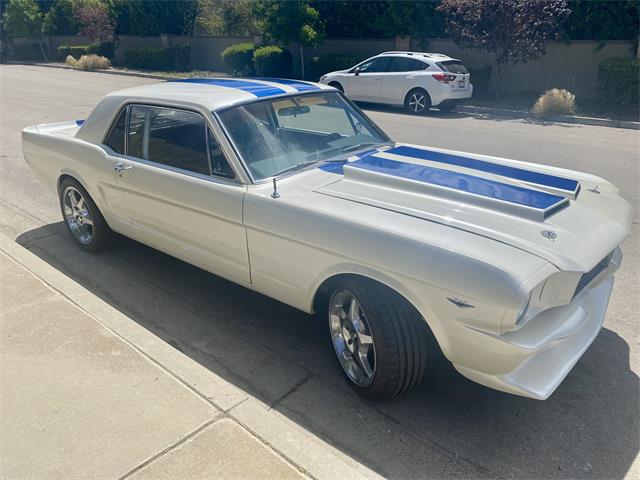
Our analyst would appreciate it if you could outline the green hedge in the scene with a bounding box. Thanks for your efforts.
[123,47,173,71]
[58,43,114,61]
[597,58,639,107]
[253,46,292,77]
[221,43,255,75]
[310,54,364,81]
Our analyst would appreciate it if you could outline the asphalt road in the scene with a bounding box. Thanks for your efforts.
[1,65,638,479]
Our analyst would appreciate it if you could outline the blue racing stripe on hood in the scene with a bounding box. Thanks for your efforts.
[255,78,321,92]
[389,145,579,193]
[352,155,566,211]
[175,78,286,98]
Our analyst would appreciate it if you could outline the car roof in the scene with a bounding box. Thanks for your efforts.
[377,51,458,62]
[105,78,335,111]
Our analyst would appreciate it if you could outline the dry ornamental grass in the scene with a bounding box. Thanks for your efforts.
[533,88,576,116]
[66,54,111,71]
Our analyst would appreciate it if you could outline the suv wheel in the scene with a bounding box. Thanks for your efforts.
[404,88,431,115]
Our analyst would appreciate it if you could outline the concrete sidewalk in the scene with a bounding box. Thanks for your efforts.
[0,249,305,479]
[0,230,377,479]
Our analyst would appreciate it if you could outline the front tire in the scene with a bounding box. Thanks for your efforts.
[327,278,431,400]
[59,177,111,252]
[404,88,431,115]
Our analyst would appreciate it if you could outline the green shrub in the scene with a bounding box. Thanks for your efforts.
[174,43,191,72]
[221,43,255,75]
[89,42,115,60]
[468,66,492,97]
[310,54,364,81]
[253,46,292,77]
[123,47,173,71]
[58,45,90,60]
[11,43,44,61]
[597,58,639,107]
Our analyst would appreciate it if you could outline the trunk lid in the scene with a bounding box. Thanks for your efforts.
[317,144,632,272]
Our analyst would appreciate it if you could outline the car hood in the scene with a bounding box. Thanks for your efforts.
[315,143,632,272]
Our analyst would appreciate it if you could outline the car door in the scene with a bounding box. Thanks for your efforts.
[380,57,429,105]
[112,104,250,285]
[345,57,391,102]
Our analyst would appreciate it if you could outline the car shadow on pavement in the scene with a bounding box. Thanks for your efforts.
[17,224,639,480]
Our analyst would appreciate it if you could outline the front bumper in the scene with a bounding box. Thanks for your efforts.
[452,250,621,400]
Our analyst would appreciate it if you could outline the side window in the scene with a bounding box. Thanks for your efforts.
[105,108,126,154]
[358,57,390,73]
[208,129,235,179]
[127,105,211,176]
[388,58,428,72]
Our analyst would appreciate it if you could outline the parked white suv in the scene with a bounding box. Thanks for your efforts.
[319,51,473,114]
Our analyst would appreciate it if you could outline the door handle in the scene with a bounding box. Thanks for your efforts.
[114,162,133,173]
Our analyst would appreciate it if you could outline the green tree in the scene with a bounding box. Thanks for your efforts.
[564,0,639,41]
[42,0,79,35]
[125,0,198,35]
[195,0,257,36]
[255,0,324,79]
[438,0,571,97]
[3,0,47,59]
[313,1,445,40]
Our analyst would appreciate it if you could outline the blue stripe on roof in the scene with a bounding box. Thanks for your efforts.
[352,155,566,211]
[255,78,321,92]
[389,145,579,193]
[176,78,286,98]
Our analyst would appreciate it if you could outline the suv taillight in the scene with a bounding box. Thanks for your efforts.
[433,73,457,83]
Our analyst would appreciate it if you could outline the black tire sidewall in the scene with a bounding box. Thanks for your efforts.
[404,88,431,115]
[58,178,110,252]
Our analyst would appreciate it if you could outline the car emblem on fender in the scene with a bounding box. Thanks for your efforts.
[447,297,475,308]
[588,185,601,194]
[541,230,558,241]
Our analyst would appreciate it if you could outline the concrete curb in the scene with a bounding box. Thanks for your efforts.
[0,231,380,480]
[10,61,639,130]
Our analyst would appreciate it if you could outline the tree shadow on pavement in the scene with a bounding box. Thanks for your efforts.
[357,102,580,128]
[17,223,639,479]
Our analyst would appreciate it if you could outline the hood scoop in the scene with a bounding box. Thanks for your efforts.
[328,150,572,222]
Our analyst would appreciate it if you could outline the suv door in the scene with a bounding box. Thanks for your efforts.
[111,104,250,284]
[380,57,429,105]
[346,57,391,101]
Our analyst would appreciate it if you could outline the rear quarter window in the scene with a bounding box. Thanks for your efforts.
[104,108,126,154]
[437,61,469,74]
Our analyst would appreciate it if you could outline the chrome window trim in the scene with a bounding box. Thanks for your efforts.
[213,91,392,185]
[101,100,248,185]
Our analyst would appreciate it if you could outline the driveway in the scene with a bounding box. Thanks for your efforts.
[1,65,638,479]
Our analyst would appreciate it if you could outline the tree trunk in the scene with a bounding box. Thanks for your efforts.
[494,62,507,99]
[38,40,48,62]
[299,43,304,80]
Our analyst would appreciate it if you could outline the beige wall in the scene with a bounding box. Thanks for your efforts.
[38,34,636,99]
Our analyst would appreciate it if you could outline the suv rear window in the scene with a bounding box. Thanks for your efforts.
[437,61,468,74]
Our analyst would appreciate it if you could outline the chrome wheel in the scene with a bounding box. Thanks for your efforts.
[408,91,427,113]
[329,289,376,387]
[62,186,94,245]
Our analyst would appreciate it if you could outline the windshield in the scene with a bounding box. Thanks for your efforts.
[217,92,389,180]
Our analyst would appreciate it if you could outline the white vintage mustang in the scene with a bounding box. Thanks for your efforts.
[22,78,632,401]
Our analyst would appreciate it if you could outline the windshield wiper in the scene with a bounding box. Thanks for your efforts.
[340,142,382,154]
[272,160,318,177]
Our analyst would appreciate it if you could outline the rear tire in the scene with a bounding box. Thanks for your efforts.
[59,177,111,252]
[404,88,431,115]
[326,277,431,400]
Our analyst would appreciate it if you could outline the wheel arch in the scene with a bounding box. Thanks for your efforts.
[328,81,344,92]
[308,266,447,353]
[57,171,112,228]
